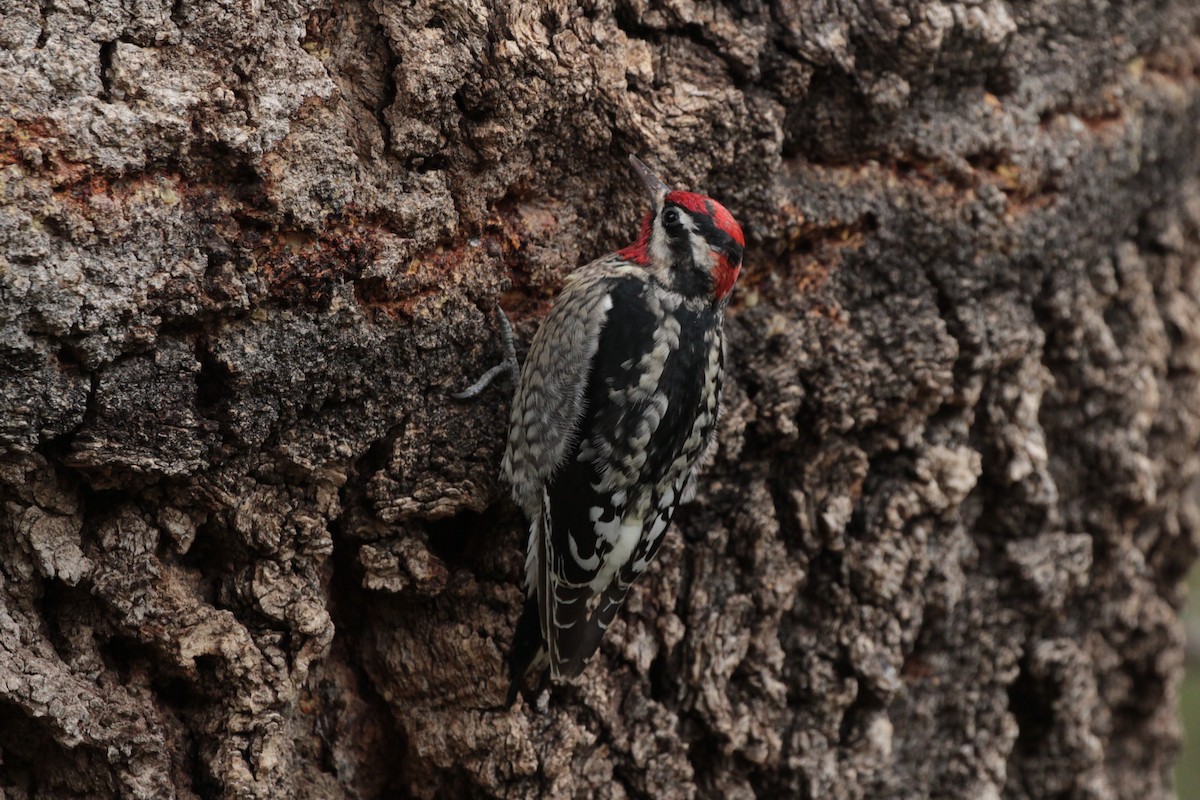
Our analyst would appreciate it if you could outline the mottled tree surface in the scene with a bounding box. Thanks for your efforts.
[2,0,1199,797]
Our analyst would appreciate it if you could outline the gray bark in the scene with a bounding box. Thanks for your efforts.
[1,0,1198,797]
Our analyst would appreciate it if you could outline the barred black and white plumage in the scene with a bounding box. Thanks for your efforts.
[500,156,745,701]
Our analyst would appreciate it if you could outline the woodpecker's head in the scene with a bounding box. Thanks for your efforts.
[618,155,745,304]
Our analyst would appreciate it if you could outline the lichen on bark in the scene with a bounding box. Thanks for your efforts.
[2,0,1200,797]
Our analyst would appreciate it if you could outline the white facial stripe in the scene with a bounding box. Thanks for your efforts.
[684,214,717,272]
[654,207,718,277]
[650,209,672,274]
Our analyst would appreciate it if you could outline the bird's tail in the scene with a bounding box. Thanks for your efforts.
[506,593,546,705]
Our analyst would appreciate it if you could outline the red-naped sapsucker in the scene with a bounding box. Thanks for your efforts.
[458,156,745,702]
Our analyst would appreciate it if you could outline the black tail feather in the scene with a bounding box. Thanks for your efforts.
[506,595,545,705]
[557,582,632,678]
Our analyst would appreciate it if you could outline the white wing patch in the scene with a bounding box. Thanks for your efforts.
[523,511,539,595]
[657,486,676,510]
[588,507,643,591]
[567,523,600,572]
[538,488,554,664]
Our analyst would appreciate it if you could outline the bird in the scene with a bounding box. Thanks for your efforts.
[457,155,745,702]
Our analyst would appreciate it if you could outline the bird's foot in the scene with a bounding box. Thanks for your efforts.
[453,305,519,399]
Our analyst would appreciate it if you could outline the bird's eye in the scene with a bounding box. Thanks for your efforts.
[662,207,681,227]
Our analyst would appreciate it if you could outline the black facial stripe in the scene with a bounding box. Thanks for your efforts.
[689,210,738,254]
[665,201,742,261]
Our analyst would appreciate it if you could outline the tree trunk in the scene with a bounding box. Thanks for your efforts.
[2,0,1199,797]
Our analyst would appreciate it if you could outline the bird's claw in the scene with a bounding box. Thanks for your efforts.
[453,306,519,399]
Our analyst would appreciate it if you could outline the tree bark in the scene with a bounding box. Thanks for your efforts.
[2,0,1199,797]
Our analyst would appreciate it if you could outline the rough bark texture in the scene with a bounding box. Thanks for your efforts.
[2,0,1200,797]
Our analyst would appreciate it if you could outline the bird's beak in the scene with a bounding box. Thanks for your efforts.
[629,154,670,205]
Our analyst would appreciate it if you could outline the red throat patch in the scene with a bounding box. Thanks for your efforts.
[617,211,654,265]
[713,254,740,301]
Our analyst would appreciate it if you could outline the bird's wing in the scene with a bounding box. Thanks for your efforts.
[502,259,631,514]
[542,278,705,678]
[535,275,661,677]
[507,268,715,680]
